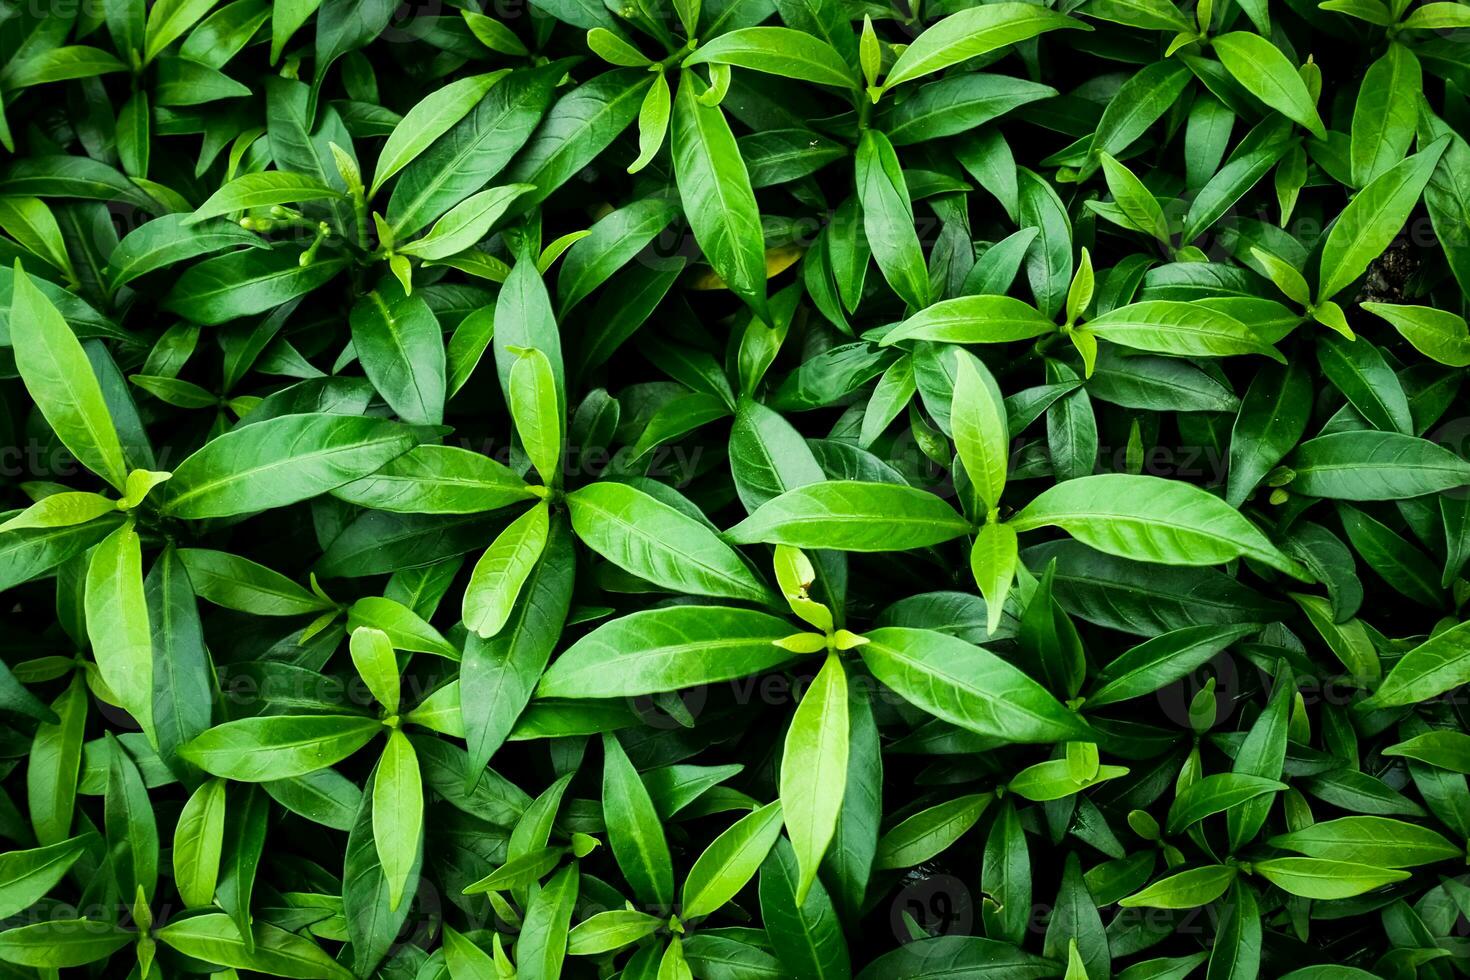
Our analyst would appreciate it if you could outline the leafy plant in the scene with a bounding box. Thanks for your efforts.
[1,0,1469,976]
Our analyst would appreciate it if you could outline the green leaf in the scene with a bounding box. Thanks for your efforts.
[515,863,578,980]
[557,197,680,313]
[173,778,227,907]
[85,522,154,737]
[179,548,333,616]
[1087,61,1192,178]
[1317,140,1449,300]
[1363,302,1470,367]
[372,729,422,912]
[860,626,1088,741]
[682,800,785,919]
[369,72,509,198]
[1088,624,1258,707]
[970,521,1019,640]
[569,481,775,603]
[538,606,794,697]
[982,797,1030,943]
[0,197,74,279]
[1085,300,1284,361]
[855,936,1057,979]
[566,910,664,955]
[856,129,929,310]
[464,502,551,639]
[1226,659,1293,850]
[0,835,90,920]
[386,62,562,236]
[10,262,127,490]
[154,913,354,979]
[331,445,536,514]
[882,3,1088,91]
[602,733,675,911]
[507,346,563,486]
[161,249,348,326]
[882,294,1056,345]
[0,918,134,969]
[182,715,383,782]
[672,70,768,321]
[1018,168,1073,320]
[1383,728,1470,772]
[28,676,88,846]
[758,837,852,979]
[781,652,849,904]
[1226,360,1312,507]
[398,184,533,261]
[1211,32,1326,139]
[1349,43,1420,187]
[347,598,457,660]
[162,414,427,518]
[187,171,343,224]
[873,793,990,870]
[1052,858,1105,980]
[443,924,500,975]
[1166,773,1286,833]
[728,481,971,552]
[1099,152,1170,242]
[1269,815,1461,867]
[1119,865,1238,909]
[107,213,267,287]
[1010,474,1307,577]
[951,353,1009,514]
[461,515,574,783]
[882,75,1057,146]
[685,28,855,87]
[349,285,446,427]
[1250,857,1408,899]
[349,627,401,713]
[1181,115,1296,242]
[2,47,127,88]
[1365,621,1470,707]
[501,68,652,207]
[1289,431,1470,500]
[1316,333,1412,434]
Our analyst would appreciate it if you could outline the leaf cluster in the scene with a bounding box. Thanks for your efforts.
[2,0,1470,977]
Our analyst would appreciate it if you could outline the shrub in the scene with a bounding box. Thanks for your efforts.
[1,0,1469,976]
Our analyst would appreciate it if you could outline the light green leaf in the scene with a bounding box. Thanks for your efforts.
[370,72,509,198]
[682,800,785,919]
[85,522,153,738]
[602,733,675,911]
[728,481,972,552]
[1317,139,1449,300]
[537,606,794,697]
[685,28,856,87]
[672,70,768,321]
[1212,32,1326,139]
[883,3,1088,91]
[568,482,774,603]
[1010,474,1307,578]
[781,653,849,904]
[1085,300,1284,361]
[187,171,342,224]
[372,729,423,912]
[463,502,551,639]
[10,262,127,490]
[162,414,428,518]
[182,716,383,782]
[861,626,1088,741]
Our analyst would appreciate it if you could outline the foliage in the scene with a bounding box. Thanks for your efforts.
[0,0,1469,976]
